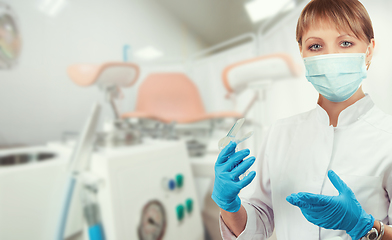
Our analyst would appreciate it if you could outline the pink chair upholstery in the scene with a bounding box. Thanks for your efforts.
[68,62,140,88]
[222,53,301,96]
[122,73,242,124]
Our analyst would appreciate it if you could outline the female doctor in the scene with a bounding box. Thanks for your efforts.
[211,0,392,239]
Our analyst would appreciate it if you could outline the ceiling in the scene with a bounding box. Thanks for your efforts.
[158,0,255,47]
[157,0,307,48]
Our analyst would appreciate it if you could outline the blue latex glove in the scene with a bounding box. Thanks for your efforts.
[211,141,256,212]
[286,170,374,240]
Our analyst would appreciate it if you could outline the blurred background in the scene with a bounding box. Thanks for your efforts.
[0,0,391,239]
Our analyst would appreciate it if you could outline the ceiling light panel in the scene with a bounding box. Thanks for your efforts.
[245,0,295,23]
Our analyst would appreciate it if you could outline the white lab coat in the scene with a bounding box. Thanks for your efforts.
[219,95,392,240]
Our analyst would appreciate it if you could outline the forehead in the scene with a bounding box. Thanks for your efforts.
[302,17,355,39]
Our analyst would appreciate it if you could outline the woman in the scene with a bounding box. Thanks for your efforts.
[211,0,392,239]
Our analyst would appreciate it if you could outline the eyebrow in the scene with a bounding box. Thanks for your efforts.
[304,37,323,43]
[304,34,355,43]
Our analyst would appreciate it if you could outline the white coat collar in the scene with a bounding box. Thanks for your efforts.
[316,94,374,127]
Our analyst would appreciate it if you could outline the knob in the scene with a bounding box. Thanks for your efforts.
[185,198,193,213]
[175,174,184,188]
[176,204,185,221]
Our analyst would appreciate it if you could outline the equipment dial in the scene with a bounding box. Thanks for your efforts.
[138,200,166,240]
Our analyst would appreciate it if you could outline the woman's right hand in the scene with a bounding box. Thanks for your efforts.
[211,141,256,212]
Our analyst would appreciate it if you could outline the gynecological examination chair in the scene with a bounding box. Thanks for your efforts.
[69,63,243,156]
[121,72,243,156]
[122,72,242,123]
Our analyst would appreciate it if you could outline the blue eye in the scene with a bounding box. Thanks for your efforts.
[309,44,322,51]
[341,41,352,47]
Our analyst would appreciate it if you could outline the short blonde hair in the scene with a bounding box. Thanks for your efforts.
[296,0,374,46]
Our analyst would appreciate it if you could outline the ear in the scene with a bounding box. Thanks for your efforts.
[366,38,375,68]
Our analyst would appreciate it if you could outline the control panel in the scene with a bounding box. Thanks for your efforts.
[90,140,204,240]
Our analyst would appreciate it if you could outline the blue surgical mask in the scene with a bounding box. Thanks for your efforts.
[304,53,367,102]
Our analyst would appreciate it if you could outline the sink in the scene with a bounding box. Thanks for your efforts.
[0,152,56,166]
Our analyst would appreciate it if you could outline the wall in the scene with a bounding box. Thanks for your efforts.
[359,0,392,115]
[0,0,206,146]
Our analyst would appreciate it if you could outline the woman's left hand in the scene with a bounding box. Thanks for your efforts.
[286,170,374,240]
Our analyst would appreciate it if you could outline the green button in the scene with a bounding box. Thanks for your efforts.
[176,204,185,221]
[185,198,193,213]
[175,174,184,188]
